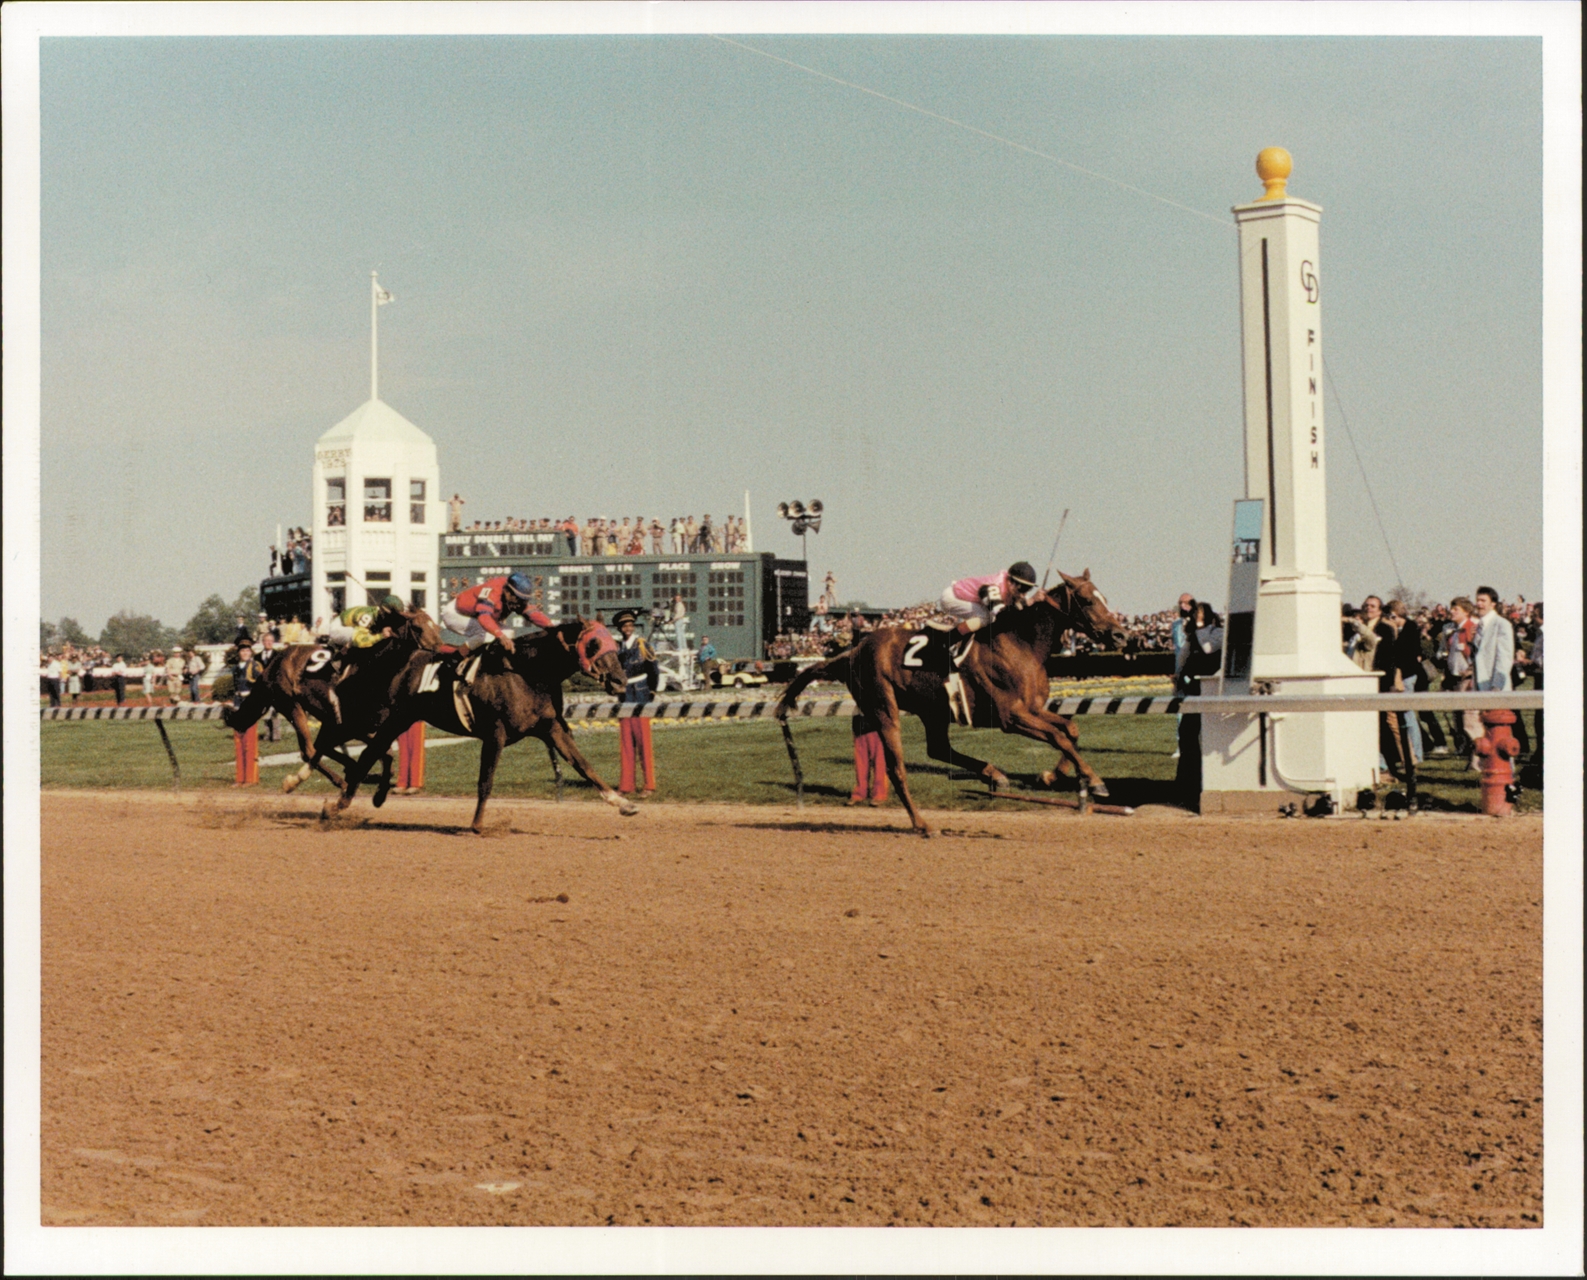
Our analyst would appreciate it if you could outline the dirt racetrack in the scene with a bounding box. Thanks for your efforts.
[41,790,1542,1228]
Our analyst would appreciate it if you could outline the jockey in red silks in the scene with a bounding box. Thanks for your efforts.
[939,561,1040,636]
[441,572,553,660]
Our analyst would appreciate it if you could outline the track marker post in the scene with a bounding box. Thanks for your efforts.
[233,721,258,786]
[155,719,182,789]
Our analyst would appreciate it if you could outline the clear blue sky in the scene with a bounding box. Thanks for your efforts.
[36,26,1548,634]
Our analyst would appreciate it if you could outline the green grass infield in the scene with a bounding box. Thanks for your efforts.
[40,705,1540,814]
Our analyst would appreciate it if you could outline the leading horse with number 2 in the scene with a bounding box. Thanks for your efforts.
[777,569,1127,837]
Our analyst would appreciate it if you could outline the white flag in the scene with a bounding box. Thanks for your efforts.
[375,284,394,305]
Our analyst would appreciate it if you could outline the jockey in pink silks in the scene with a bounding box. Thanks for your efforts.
[938,561,1040,636]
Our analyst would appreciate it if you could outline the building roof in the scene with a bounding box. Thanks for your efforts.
[316,397,433,448]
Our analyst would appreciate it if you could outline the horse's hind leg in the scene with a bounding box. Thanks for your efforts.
[876,713,931,837]
[922,717,1008,792]
[545,719,638,817]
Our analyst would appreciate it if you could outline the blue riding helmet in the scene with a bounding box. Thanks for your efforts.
[506,571,535,601]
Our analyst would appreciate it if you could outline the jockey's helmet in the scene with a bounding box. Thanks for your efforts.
[1007,561,1038,591]
[506,571,535,601]
[381,594,406,612]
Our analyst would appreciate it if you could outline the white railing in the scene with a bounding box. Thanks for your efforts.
[41,689,1541,724]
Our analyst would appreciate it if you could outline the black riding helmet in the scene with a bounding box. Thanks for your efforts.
[1007,561,1038,590]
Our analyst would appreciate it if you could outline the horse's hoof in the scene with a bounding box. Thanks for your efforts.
[1038,769,1058,788]
[1091,781,1110,798]
[281,775,300,794]
[619,802,639,817]
[918,827,934,839]
[373,785,390,809]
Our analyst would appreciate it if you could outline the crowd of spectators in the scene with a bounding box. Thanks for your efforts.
[268,529,312,577]
[38,642,209,708]
[450,513,751,557]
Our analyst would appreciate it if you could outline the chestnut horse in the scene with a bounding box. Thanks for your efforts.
[777,569,1127,836]
[323,618,635,832]
[223,604,439,800]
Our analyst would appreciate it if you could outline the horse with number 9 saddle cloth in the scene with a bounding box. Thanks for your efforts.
[223,603,440,799]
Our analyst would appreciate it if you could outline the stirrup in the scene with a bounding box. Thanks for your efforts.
[950,635,973,667]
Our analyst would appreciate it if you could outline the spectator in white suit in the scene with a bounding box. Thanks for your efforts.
[1471,585,1515,693]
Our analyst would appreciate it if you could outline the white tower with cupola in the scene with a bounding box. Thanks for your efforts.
[309,273,440,625]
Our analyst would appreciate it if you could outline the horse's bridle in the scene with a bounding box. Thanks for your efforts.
[575,620,618,674]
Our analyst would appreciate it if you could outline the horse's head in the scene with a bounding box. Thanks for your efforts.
[395,607,443,651]
[1049,569,1128,649]
[559,618,625,697]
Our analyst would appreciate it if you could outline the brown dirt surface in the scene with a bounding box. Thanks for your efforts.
[41,789,1542,1228]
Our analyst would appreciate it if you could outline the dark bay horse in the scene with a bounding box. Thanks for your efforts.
[777,570,1127,836]
[224,605,440,800]
[324,618,635,832]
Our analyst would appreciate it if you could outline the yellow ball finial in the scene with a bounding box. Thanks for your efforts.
[1255,147,1292,201]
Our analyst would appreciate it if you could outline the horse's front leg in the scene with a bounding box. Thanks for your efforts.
[1035,713,1081,788]
[1011,707,1109,798]
[922,716,1008,792]
[323,718,406,818]
[469,719,507,833]
[544,718,638,816]
[284,704,344,794]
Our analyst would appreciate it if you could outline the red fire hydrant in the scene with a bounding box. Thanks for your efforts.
[1473,709,1521,817]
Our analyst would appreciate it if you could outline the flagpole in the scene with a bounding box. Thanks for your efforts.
[370,270,379,401]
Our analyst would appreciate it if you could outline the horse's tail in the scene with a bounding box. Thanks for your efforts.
[774,650,853,809]
[222,677,273,732]
[774,650,853,721]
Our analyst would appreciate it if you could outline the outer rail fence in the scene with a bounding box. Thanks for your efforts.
[40,690,1543,724]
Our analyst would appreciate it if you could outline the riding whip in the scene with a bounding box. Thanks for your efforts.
[1041,508,1070,590]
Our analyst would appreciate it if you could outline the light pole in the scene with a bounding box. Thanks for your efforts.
[776,500,823,564]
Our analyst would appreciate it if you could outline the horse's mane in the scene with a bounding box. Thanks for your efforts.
[502,619,585,677]
[980,580,1107,656]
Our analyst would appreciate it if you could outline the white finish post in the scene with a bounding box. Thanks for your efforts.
[1198,149,1378,813]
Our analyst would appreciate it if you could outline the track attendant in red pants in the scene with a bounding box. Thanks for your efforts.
[613,609,658,795]
[229,640,265,786]
[847,710,889,806]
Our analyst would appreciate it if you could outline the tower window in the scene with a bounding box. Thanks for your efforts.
[364,478,392,522]
[410,479,427,525]
[326,477,346,527]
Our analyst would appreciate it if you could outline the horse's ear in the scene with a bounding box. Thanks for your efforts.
[1082,567,1091,580]
[1058,569,1076,585]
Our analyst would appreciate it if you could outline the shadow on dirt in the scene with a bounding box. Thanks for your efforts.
[734,820,919,837]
